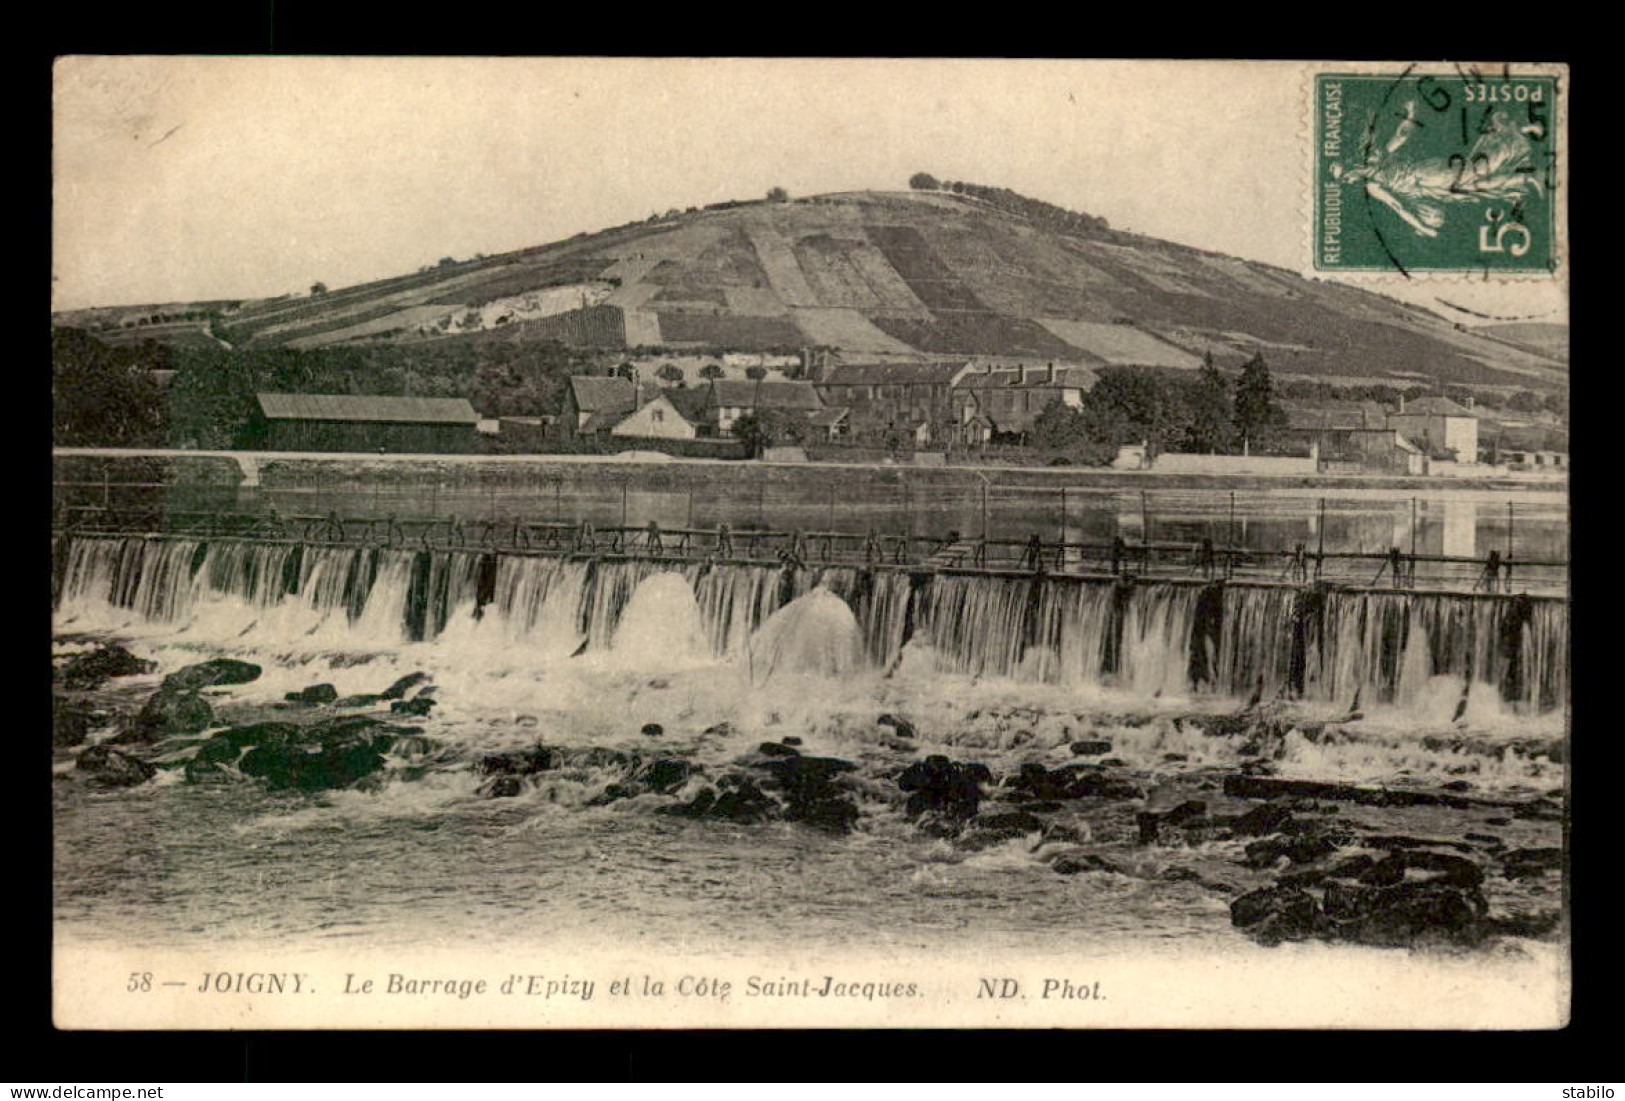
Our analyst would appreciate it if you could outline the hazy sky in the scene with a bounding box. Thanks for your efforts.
[52,57,1566,322]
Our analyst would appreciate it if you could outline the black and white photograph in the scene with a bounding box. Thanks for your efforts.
[49,57,1570,1030]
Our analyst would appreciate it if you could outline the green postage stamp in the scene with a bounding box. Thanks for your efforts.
[1314,67,1560,274]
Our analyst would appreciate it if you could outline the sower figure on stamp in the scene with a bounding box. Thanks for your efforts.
[1333,100,1545,238]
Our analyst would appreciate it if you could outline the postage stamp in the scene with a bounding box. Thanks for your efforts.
[1314,68,1560,274]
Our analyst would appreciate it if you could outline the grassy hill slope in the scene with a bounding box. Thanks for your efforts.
[55,189,1567,390]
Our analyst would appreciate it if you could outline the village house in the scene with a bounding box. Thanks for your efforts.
[1480,422,1569,471]
[1279,399,1426,475]
[704,379,825,435]
[560,374,708,440]
[1386,395,1480,463]
[811,362,977,442]
[609,391,697,439]
[951,363,1099,443]
[560,376,663,438]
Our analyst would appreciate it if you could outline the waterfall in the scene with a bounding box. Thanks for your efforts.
[746,587,865,681]
[611,572,709,667]
[51,535,1570,712]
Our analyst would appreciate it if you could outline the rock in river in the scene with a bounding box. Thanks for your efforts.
[56,644,155,689]
[162,659,262,693]
[122,687,214,742]
[897,755,991,823]
[75,744,156,788]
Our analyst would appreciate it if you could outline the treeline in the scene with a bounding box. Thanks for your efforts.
[1031,356,1286,464]
[52,329,168,447]
[1277,378,1567,420]
[908,173,1111,237]
[51,327,600,449]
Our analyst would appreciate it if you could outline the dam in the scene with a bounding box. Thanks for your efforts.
[52,517,1569,715]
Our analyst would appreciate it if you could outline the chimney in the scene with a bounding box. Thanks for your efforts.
[1465,394,1475,410]
[1398,394,1406,413]
[1047,361,1056,385]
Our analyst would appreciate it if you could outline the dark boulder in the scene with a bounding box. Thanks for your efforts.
[1326,881,1490,947]
[1244,833,1342,869]
[380,672,430,700]
[335,694,385,708]
[638,756,698,794]
[877,713,917,739]
[1063,771,1145,801]
[53,697,98,748]
[478,776,525,799]
[640,723,664,738]
[897,756,990,821]
[477,746,557,776]
[1223,773,1473,810]
[74,744,156,788]
[1007,763,1072,801]
[974,809,1045,835]
[238,727,387,792]
[1137,800,1208,845]
[284,683,338,704]
[781,736,803,747]
[757,756,861,833]
[1229,802,1294,837]
[558,746,635,771]
[962,809,1045,847]
[1230,885,1322,945]
[757,741,800,758]
[1069,740,1113,757]
[703,773,779,824]
[56,644,156,688]
[588,782,647,806]
[1502,847,1564,879]
[215,722,301,749]
[390,697,436,716]
[127,688,214,742]
[162,659,261,693]
[194,736,241,766]
[1359,850,1485,888]
[1052,853,1123,876]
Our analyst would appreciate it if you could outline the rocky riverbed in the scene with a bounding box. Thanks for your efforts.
[53,640,1566,955]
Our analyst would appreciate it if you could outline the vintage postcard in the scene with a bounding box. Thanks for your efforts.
[51,58,1569,1030]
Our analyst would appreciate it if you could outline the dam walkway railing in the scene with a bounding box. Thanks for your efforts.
[52,506,1569,599]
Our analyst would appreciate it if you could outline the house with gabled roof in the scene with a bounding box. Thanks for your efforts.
[562,375,661,437]
[704,379,824,435]
[951,363,1098,440]
[1387,395,1478,462]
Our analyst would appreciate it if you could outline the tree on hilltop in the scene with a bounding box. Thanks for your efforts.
[909,173,940,190]
[767,186,789,202]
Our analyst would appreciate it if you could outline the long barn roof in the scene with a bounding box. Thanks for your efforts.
[257,393,479,424]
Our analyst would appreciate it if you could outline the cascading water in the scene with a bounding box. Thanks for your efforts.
[610,571,709,668]
[51,535,1570,713]
[745,586,865,682]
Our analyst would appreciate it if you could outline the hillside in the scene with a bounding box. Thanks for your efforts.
[1473,322,1569,365]
[55,189,1566,389]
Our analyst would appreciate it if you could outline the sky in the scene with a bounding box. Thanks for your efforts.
[52,57,1567,324]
